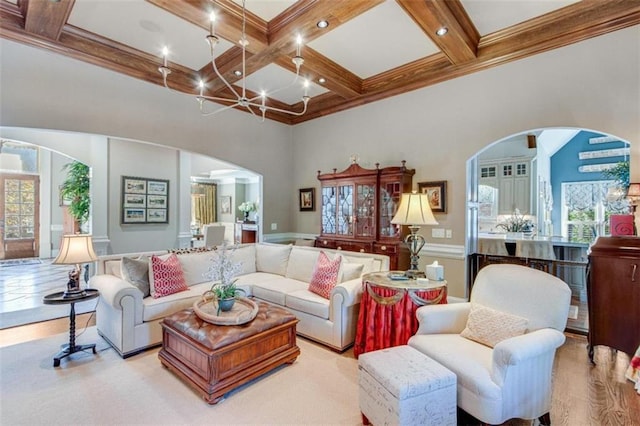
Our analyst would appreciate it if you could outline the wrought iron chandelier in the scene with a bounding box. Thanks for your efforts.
[158,0,310,121]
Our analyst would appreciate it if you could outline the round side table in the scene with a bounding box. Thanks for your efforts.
[43,289,100,367]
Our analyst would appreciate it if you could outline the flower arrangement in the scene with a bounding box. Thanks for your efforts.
[496,209,535,233]
[202,243,245,312]
[238,201,257,213]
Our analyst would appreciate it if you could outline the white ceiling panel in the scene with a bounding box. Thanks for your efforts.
[68,0,234,70]
[241,63,328,104]
[231,0,297,22]
[307,0,440,79]
[461,0,581,36]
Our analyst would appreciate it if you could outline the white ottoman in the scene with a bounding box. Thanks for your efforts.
[358,345,456,426]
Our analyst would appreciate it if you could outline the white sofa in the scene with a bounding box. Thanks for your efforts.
[89,243,390,357]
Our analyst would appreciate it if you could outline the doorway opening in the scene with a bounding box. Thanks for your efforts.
[467,128,632,334]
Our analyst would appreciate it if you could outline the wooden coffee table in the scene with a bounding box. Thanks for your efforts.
[159,301,300,404]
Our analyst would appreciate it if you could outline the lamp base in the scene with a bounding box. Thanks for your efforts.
[404,269,426,280]
[63,288,86,299]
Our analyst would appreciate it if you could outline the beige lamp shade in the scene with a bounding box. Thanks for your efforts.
[53,234,98,265]
[627,183,640,201]
[391,192,439,226]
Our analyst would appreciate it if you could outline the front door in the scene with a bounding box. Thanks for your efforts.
[0,173,39,259]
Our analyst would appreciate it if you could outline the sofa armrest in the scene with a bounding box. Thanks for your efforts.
[89,274,143,310]
[491,328,565,387]
[331,278,363,308]
[414,302,471,335]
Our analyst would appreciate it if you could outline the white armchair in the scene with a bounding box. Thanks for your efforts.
[408,264,571,425]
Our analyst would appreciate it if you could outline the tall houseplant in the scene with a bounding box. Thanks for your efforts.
[60,161,91,232]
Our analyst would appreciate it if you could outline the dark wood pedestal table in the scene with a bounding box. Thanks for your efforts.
[42,289,100,367]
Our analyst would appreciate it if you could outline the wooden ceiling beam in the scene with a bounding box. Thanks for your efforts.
[22,0,75,41]
[397,0,479,64]
[146,0,269,52]
[274,46,362,99]
[293,0,640,124]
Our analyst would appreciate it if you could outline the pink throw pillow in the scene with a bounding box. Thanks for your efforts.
[308,251,342,299]
[150,253,188,298]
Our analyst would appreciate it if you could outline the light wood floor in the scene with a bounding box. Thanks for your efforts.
[0,322,637,425]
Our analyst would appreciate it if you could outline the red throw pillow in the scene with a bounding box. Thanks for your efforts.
[308,251,342,299]
[150,253,188,298]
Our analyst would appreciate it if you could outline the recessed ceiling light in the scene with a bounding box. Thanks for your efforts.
[316,20,329,29]
[318,77,326,84]
[233,70,242,77]
[436,27,448,36]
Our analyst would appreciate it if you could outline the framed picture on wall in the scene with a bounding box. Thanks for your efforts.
[418,180,447,213]
[220,196,231,214]
[121,176,169,224]
[299,188,315,211]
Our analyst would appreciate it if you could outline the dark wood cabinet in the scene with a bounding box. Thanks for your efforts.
[587,236,640,362]
[315,161,414,270]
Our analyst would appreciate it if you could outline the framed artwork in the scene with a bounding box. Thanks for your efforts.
[418,180,447,213]
[121,176,169,224]
[220,196,231,214]
[299,188,315,211]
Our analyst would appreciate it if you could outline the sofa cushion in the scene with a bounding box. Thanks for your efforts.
[120,256,150,297]
[105,260,123,279]
[308,251,342,299]
[285,289,330,319]
[285,247,321,283]
[252,277,307,306]
[177,251,215,286]
[149,253,189,298]
[256,243,292,275]
[341,255,376,275]
[340,261,365,282]
[460,303,529,348]
[230,244,257,275]
[143,283,210,322]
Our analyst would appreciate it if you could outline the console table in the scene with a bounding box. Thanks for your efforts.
[354,272,447,358]
[42,289,100,367]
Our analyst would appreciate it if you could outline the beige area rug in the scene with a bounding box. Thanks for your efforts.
[0,327,362,425]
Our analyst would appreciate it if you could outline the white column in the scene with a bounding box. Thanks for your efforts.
[89,135,110,255]
[39,149,52,258]
[177,151,192,248]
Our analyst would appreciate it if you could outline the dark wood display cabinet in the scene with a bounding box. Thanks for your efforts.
[315,161,414,270]
[586,236,640,363]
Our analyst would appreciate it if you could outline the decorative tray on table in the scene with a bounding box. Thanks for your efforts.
[193,296,259,326]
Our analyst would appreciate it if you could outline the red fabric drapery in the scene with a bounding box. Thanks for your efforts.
[354,283,447,358]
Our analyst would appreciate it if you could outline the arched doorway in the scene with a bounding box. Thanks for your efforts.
[466,128,632,334]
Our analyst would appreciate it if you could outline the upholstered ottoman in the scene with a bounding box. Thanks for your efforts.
[358,345,456,426]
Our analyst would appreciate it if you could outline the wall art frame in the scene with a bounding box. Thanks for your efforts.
[220,195,231,214]
[121,176,169,224]
[418,180,447,213]
[299,187,315,211]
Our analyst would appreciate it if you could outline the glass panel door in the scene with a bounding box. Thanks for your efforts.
[1,173,39,259]
[321,186,337,234]
[379,182,402,238]
[355,183,375,237]
[337,184,353,236]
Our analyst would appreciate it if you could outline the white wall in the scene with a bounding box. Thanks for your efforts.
[291,26,640,296]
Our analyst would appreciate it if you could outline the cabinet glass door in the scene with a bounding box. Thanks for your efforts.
[379,182,402,238]
[337,184,353,236]
[355,183,375,237]
[321,186,336,234]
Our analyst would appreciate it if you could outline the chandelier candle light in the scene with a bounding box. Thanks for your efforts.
[158,0,310,120]
[391,192,439,279]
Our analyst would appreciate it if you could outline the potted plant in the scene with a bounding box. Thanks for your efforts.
[202,243,245,314]
[496,209,535,237]
[238,201,257,222]
[60,161,91,232]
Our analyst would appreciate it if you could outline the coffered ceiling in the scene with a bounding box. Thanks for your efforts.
[1,0,639,125]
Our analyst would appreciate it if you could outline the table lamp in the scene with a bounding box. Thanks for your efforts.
[391,192,438,279]
[53,234,98,298]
